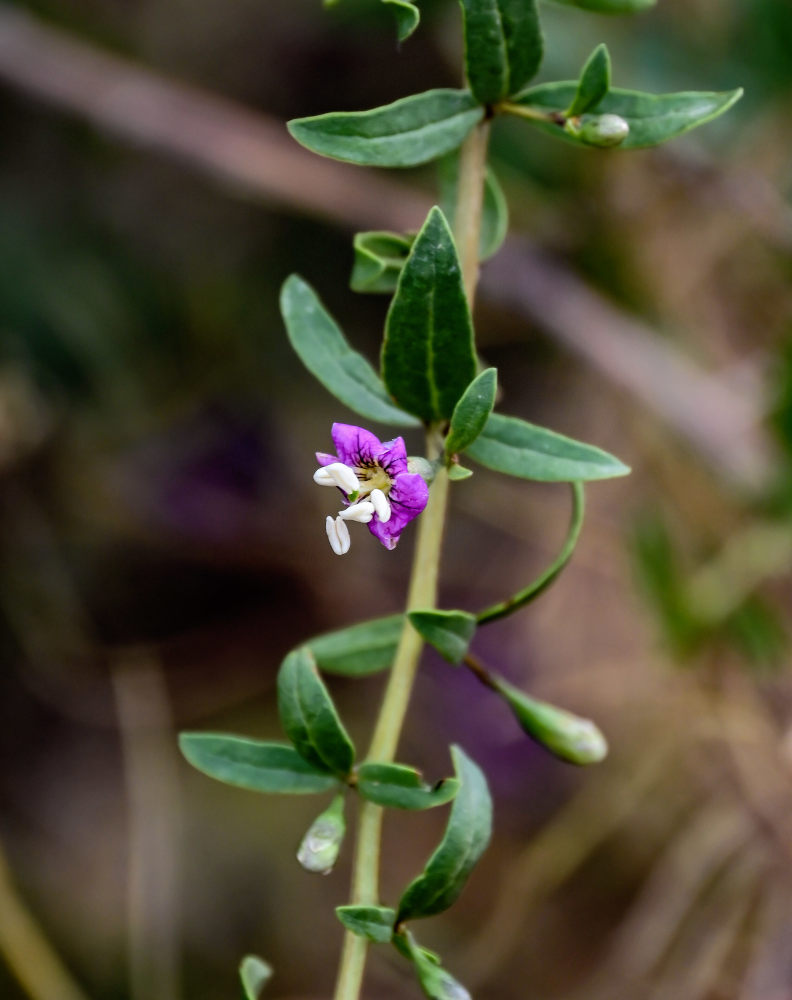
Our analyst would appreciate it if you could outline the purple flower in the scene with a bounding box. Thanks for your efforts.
[313,423,429,554]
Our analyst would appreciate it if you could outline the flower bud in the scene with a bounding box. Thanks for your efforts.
[496,679,608,765]
[296,794,346,875]
[578,113,630,148]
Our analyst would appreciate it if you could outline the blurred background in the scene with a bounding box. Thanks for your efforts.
[1,0,792,997]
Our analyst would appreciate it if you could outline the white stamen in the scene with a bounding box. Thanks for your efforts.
[370,488,391,523]
[320,462,359,494]
[325,515,351,555]
[313,467,336,486]
[339,501,374,523]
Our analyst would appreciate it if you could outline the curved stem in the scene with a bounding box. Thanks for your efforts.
[332,120,491,1000]
[477,481,585,625]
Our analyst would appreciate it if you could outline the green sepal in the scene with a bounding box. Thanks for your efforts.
[384,0,419,40]
[280,275,418,427]
[566,43,610,117]
[305,614,404,677]
[287,90,484,168]
[336,905,397,944]
[356,762,460,810]
[494,677,608,764]
[407,609,477,664]
[459,0,543,104]
[277,647,356,777]
[438,153,509,262]
[394,930,472,1000]
[351,231,414,295]
[397,745,492,922]
[445,368,498,460]
[465,412,629,481]
[382,207,477,423]
[448,464,474,481]
[178,734,340,794]
[297,793,346,874]
[547,0,655,11]
[240,956,272,1000]
[510,83,743,149]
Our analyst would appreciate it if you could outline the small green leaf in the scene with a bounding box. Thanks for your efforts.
[240,956,272,1000]
[297,793,346,874]
[357,762,460,810]
[510,83,743,149]
[385,0,420,40]
[382,207,477,423]
[407,609,477,664]
[566,44,610,117]
[438,153,509,261]
[350,231,414,295]
[336,905,396,944]
[306,614,404,676]
[459,0,543,104]
[548,0,655,11]
[448,464,474,481]
[287,90,484,168]
[280,275,418,427]
[397,745,492,922]
[494,678,608,765]
[277,647,356,777]
[179,734,339,794]
[465,412,629,481]
[445,368,498,459]
[395,931,472,1000]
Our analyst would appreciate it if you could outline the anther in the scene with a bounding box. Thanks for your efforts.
[325,515,351,555]
[314,462,360,495]
[370,488,392,523]
[339,501,375,523]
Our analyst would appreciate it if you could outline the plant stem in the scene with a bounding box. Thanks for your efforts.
[332,119,491,1000]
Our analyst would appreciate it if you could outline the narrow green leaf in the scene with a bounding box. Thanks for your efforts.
[277,647,356,777]
[385,0,419,40]
[407,609,477,664]
[356,762,459,810]
[287,90,484,168]
[395,930,473,1000]
[306,613,404,676]
[280,275,418,427]
[179,734,339,794]
[397,745,492,922]
[566,44,610,117]
[548,0,655,12]
[494,678,608,764]
[297,793,346,874]
[240,956,272,1000]
[445,368,498,459]
[460,0,543,104]
[510,83,743,149]
[438,153,509,261]
[336,905,396,944]
[382,207,477,423]
[465,412,629,481]
[448,464,473,481]
[350,231,414,295]
[477,482,585,624]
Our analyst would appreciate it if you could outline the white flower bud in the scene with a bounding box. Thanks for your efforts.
[339,501,375,523]
[370,488,391,523]
[325,515,351,555]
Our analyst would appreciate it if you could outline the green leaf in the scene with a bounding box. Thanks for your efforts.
[385,0,420,40]
[459,0,543,104]
[448,464,474,481]
[548,0,655,11]
[395,930,472,1000]
[178,734,339,794]
[336,905,396,944]
[397,745,492,922]
[445,368,498,459]
[350,231,414,295]
[240,956,272,1000]
[277,647,356,777]
[407,609,477,664]
[465,412,629,481]
[510,83,743,149]
[494,678,608,764]
[566,43,610,117]
[297,793,346,874]
[438,153,509,262]
[287,90,484,168]
[356,762,460,810]
[306,613,404,676]
[280,275,418,427]
[382,207,477,423]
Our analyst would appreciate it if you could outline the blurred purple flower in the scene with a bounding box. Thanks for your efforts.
[314,423,429,554]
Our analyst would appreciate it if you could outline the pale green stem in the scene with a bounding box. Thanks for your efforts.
[332,120,490,1000]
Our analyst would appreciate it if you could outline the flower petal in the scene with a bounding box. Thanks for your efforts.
[367,472,428,550]
[375,436,409,477]
[331,423,383,468]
